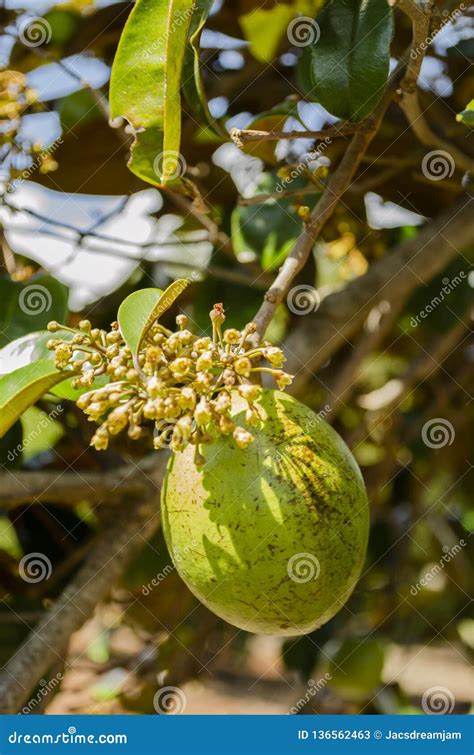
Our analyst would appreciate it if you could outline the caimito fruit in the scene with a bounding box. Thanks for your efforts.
[161,389,369,636]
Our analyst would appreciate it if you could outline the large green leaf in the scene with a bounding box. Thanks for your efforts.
[0,275,68,347]
[298,0,393,122]
[0,360,68,437]
[118,279,190,357]
[109,0,196,186]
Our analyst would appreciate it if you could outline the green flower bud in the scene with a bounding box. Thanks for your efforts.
[233,426,254,449]
[178,387,196,410]
[209,303,225,326]
[128,425,142,440]
[143,401,157,419]
[107,405,129,435]
[274,370,293,390]
[196,352,213,372]
[219,415,235,435]
[223,328,240,345]
[214,391,231,414]
[238,384,261,402]
[193,337,212,352]
[234,357,251,377]
[195,399,212,426]
[106,344,120,359]
[264,347,286,368]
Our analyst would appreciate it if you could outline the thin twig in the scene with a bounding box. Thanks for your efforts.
[251,79,399,341]
[238,185,322,206]
[397,0,474,173]
[399,94,474,173]
[230,122,356,146]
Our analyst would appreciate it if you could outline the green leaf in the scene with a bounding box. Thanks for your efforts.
[109,0,196,187]
[298,0,394,122]
[240,5,295,63]
[239,0,324,63]
[0,331,57,373]
[0,516,22,559]
[231,173,319,270]
[21,406,64,461]
[118,279,190,357]
[0,330,107,402]
[182,0,223,134]
[0,360,68,438]
[0,275,68,347]
[456,100,474,127]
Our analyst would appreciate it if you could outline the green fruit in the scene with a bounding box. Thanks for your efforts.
[161,389,369,636]
[326,638,386,700]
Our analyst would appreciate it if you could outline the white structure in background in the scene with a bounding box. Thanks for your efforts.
[0,183,213,310]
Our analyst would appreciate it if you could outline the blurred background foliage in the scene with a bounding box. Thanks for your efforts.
[0,0,472,715]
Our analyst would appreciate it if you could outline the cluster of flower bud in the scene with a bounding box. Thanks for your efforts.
[47,304,293,456]
[0,71,57,192]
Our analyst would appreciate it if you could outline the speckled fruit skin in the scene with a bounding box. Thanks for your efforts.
[161,389,369,636]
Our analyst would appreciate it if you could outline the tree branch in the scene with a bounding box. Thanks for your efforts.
[397,0,474,173]
[0,454,166,714]
[0,456,161,509]
[399,94,474,174]
[230,122,355,146]
[285,195,473,393]
[249,74,401,342]
[396,0,433,90]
